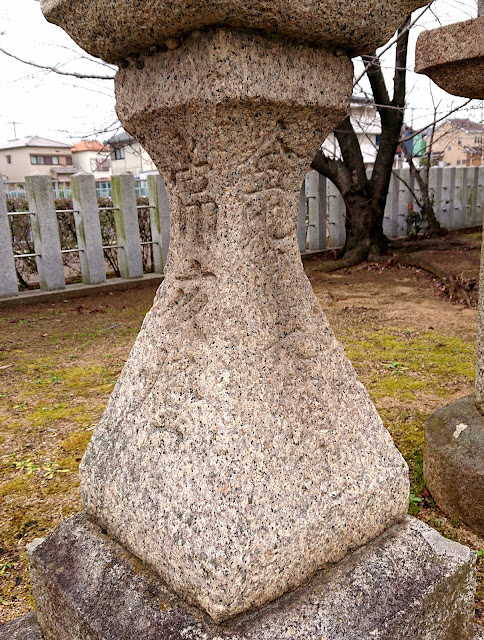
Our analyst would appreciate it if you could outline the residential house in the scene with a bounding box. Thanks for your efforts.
[426,118,484,167]
[71,140,111,181]
[394,127,427,168]
[109,129,157,178]
[321,96,382,168]
[465,146,483,167]
[0,135,75,195]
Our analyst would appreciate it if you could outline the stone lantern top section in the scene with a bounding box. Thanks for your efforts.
[415,16,484,100]
[41,0,427,63]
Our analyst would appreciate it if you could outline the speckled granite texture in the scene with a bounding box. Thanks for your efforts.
[415,16,484,100]
[0,613,43,640]
[28,512,476,640]
[37,0,445,628]
[73,28,411,623]
[41,0,428,63]
[476,226,484,412]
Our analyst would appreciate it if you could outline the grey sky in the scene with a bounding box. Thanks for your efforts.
[0,0,481,146]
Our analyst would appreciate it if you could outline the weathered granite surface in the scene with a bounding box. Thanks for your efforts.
[0,612,43,640]
[476,227,484,413]
[74,28,410,623]
[28,512,476,640]
[6,608,482,640]
[425,395,484,536]
[4,611,483,640]
[415,16,484,100]
[41,0,427,63]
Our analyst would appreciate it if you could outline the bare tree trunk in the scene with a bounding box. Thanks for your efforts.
[399,136,442,238]
[311,16,411,266]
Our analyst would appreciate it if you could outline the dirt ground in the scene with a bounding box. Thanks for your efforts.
[1,234,483,626]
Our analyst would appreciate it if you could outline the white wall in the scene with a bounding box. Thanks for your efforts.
[72,150,111,180]
[0,145,72,184]
[110,141,156,178]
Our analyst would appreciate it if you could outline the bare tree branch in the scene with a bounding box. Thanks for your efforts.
[352,2,436,88]
[399,99,474,144]
[0,42,115,80]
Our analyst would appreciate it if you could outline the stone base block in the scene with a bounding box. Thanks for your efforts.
[425,395,484,535]
[0,612,43,640]
[27,512,475,640]
[3,616,483,640]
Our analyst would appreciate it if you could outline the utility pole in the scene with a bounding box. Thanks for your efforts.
[8,121,20,138]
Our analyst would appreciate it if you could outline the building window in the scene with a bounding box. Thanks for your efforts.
[6,155,11,164]
[475,136,483,144]
[91,158,110,172]
[447,146,452,151]
[457,159,461,165]
[113,147,125,160]
[30,154,72,166]
[458,138,462,145]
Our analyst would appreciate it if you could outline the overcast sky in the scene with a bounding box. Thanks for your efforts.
[0,0,482,146]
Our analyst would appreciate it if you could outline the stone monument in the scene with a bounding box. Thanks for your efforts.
[1,1,480,638]
[415,7,484,537]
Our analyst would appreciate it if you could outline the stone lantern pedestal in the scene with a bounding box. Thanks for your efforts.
[415,12,484,539]
[1,0,479,638]
[415,16,484,100]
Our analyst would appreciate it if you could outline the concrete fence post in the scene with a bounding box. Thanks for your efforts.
[147,174,170,272]
[455,166,468,227]
[476,167,484,226]
[26,174,66,291]
[111,174,143,279]
[0,177,19,297]
[429,166,443,226]
[306,169,326,252]
[466,166,478,226]
[440,167,454,229]
[327,180,345,248]
[394,168,410,237]
[383,173,397,238]
[297,178,307,253]
[71,173,106,285]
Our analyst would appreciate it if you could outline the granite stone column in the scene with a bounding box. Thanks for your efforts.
[416,7,484,535]
[474,0,484,414]
[24,2,477,638]
[78,29,410,622]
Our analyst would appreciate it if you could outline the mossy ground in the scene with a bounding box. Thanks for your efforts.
[1,238,483,626]
[0,293,151,621]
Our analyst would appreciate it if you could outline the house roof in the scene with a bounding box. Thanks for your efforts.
[465,145,483,155]
[350,95,375,106]
[51,166,77,175]
[0,136,71,151]
[71,140,108,153]
[108,129,134,146]
[446,119,484,133]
